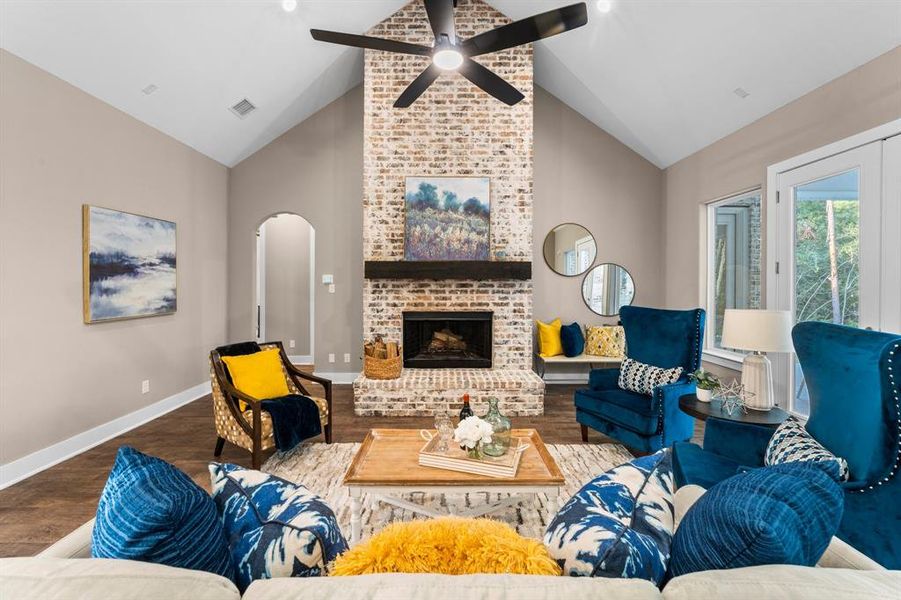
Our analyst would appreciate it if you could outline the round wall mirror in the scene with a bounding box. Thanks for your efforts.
[581,263,635,316]
[542,223,597,277]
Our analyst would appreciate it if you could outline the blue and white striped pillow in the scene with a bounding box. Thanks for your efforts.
[543,450,675,585]
[92,446,233,579]
[765,416,849,482]
[209,463,348,592]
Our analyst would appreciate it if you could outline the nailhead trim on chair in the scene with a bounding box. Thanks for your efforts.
[656,309,705,449]
[857,342,901,493]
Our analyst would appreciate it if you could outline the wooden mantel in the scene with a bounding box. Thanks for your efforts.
[364,261,531,280]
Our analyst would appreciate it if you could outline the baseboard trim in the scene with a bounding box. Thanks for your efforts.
[0,381,211,490]
[314,371,360,384]
[288,355,314,365]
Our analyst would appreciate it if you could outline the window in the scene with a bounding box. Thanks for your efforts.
[704,190,762,359]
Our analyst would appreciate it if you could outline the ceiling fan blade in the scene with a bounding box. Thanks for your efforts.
[424,0,456,44]
[310,29,432,56]
[394,64,443,108]
[460,3,588,57]
[458,58,524,106]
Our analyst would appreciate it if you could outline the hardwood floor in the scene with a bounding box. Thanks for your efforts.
[0,381,702,558]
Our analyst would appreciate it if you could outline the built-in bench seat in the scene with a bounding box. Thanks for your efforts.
[535,353,621,378]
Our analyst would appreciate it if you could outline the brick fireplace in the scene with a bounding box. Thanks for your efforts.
[353,0,544,417]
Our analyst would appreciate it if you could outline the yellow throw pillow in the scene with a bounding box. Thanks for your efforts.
[331,517,561,576]
[585,325,626,358]
[221,348,290,409]
[536,318,563,358]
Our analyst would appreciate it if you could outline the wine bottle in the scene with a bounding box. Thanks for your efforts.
[459,393,474,422]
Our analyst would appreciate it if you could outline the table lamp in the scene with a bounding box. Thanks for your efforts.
[720,309,794,411]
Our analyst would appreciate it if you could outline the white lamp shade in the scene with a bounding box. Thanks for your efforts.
[721,309,794,353]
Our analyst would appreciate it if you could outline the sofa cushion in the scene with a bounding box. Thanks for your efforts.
[765,416,849,481]
[560,322,585,357]
[618,357,683,396]
[332,516,559,577]
[0,557,240,600]
[544,450,674,586]
[671,441,743,489]
[209,463,347,592]
[669,462,843,578]
[244,573,662,600]
[575,388,658,435]
[662,565,900,600]
[91,446,233,579]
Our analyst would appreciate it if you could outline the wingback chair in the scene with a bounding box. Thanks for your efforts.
[209,341,332,469]
[575,306,705,453]
[672,322,901,568]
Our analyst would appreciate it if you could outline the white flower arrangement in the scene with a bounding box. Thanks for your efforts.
[453,416,494,450]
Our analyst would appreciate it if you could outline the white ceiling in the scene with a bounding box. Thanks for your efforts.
[2,1,899,168]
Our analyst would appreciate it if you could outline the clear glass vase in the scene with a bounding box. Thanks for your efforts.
[481,397,512,457]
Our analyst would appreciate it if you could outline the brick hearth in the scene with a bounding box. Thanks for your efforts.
[357,0,543,417]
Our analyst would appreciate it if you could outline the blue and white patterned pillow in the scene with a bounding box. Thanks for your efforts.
[92,447,233,580]
[543,450,675,586]
[209,463,348,592]
[618,357,683,396]
[765,416,849,482]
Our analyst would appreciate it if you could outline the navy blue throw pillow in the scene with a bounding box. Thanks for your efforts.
[92,446,233,580]
[560,323,585,357]
[668,462,843,578]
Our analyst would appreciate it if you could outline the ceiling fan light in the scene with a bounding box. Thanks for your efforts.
[432,48,463,70]
[596,0,613,13]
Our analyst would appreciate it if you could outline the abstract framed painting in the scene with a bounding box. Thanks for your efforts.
[82,205,177,323]
[404,176,490,261]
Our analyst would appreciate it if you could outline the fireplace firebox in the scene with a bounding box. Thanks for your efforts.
[403,311,493,369]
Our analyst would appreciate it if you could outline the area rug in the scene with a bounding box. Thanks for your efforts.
[263,442,633,542]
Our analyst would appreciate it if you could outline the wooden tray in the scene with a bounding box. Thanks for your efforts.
[418,433,528,478]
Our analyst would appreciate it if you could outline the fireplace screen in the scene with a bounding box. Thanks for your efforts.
[402,311,493,369]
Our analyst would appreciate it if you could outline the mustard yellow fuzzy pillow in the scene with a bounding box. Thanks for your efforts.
[331,517,561,576]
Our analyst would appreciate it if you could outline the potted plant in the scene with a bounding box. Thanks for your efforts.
[688,368,720,402]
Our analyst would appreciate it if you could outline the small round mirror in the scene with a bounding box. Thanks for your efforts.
[582,263,635,316]
[542,223,597,277]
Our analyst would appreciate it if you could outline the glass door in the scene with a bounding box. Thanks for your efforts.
[773,142,883,416]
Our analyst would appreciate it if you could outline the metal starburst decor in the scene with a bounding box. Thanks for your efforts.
[713,381,755,416]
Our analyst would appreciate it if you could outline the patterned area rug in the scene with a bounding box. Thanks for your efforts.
[263,442,633,542]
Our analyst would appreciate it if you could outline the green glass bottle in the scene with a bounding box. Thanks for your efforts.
[481,397,512,457]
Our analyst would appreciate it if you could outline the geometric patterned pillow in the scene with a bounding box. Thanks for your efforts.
[617,357,683,396]
[209,463,348,592]
[765,416,849,482]
[543,450,675,586]
[585,325,626,358]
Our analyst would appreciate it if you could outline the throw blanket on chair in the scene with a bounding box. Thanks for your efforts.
[261,395,322,451]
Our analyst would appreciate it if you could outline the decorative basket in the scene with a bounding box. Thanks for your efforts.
[363,352,402,380]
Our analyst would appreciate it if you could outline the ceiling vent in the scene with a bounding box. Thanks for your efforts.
[229,98,256,119]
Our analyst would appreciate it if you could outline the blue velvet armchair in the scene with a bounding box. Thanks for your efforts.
[575,306,705,453]
[672,321,901,568]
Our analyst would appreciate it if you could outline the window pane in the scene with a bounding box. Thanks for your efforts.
[792,169,860,416]
[711,193,762,349]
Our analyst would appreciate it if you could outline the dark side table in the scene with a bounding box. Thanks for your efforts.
[679,394,789,427]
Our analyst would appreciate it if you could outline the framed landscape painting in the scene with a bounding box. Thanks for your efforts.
[404,176,490,261]
[82,205,177,323]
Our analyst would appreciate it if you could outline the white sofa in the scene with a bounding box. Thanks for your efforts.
[1,486,897,600]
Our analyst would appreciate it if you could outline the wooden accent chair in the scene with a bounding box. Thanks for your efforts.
[209,341,332,469]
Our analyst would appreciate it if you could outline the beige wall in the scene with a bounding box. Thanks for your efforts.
[260,214,313,356]
[227,87,363,373]
[664,47,901,310]
[0,50,229,464]
[534,86,665,328]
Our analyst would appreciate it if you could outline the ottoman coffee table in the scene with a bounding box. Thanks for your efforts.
[343,428,564,545]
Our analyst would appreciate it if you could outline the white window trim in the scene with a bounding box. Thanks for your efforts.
[699,187,762,371]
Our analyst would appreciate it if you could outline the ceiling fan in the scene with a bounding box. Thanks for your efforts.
[310,0,588,108]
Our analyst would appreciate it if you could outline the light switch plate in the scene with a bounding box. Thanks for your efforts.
[141,380,150,394]
[328,353,335,363]
[328,284,335,294]
[344,353,351,363]
[289,339,296,348]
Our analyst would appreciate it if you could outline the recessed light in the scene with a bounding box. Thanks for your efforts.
[596,0,613,13]
[281,0,297,12]
[734,87,750,99]
[142,84,158,95]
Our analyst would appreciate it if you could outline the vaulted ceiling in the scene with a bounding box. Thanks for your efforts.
[2,1,898,168]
